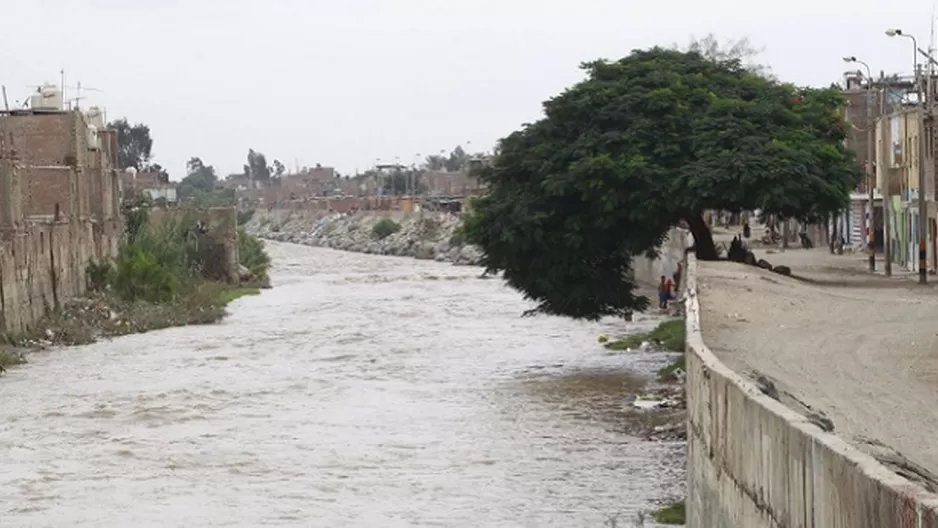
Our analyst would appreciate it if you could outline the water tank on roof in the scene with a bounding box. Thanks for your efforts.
[87,125,100,150]
[29,83,63,111]
[85,106,105,129]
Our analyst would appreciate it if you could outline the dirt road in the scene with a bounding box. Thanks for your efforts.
[698,248,938,481]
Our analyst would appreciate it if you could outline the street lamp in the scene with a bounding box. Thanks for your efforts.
[843,56,878,272]
[887,28,928,283]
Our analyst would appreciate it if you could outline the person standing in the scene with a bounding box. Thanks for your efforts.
[742,221,751,250]
[658,276,670,309]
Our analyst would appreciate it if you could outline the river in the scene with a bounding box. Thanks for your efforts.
[0,241,685,527]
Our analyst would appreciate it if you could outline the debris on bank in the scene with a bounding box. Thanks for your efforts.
[2,283,247,353]
[631,381,687,442]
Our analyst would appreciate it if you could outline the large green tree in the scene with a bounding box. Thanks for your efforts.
[109,118,153,170]
[178,157,218,199]
[462,47,859,320]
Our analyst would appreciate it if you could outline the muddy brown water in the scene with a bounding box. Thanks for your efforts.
[0,242,684,527]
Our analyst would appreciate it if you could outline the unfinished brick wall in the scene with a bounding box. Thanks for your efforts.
[0,110,122,335]
[25,166,71,218]
[3,113,74,167]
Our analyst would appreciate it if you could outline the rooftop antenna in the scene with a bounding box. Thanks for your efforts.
[65,81,102,109]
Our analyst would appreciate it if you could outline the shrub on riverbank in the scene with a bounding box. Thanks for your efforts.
[0,209,272,353]
[653,500,685,524]
[605,319,685,352]
[371,218,402,240]
[239,227,271,284]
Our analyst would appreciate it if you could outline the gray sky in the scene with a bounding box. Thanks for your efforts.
[2,0,933,179]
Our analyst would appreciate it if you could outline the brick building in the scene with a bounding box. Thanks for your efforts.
[0,107,122,333]
[121,170,176,204]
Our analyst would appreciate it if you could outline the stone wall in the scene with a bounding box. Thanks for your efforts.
[684,253,938,527]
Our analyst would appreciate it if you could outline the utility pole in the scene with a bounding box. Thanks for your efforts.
[844,57,877,271]
[881,73,893,277]
[917,62,928,283]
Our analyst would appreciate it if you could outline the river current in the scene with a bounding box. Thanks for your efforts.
[0,242,684,527]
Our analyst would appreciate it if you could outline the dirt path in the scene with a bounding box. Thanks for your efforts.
[698,247,938,481]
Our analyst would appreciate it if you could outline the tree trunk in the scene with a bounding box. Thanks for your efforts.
[685,214,719,261]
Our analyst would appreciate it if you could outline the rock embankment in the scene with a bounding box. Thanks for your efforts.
[244,209,483,265]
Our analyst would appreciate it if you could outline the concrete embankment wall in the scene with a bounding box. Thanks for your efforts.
[684,253,938,527]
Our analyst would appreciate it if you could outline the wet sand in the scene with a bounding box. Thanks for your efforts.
[697,248,938,479]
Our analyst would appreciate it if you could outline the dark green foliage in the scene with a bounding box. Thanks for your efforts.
[105,211,273,303]
[463,47,859,319]
[238,228,271,280]
[112,244,181,303]
[371,218,402,240]
[108,118,153,170]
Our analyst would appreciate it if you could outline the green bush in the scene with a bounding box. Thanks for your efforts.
[238,228,271,280]
[112,244,183,302]
[100,209,273,304]
[110,213,204,302]
[372,218,401,240]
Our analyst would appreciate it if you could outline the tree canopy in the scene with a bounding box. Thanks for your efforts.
[109,118,153,170]
[462,46,860,320]
[178,157,218,199]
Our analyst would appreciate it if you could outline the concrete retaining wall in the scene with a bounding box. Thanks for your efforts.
[684,253,938,527]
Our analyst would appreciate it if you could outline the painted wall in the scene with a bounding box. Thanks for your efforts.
[684,254,938,527]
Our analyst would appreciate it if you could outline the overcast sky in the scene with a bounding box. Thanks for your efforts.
[2,0,935,179]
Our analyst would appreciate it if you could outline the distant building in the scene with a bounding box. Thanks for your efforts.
[120,170,177,205]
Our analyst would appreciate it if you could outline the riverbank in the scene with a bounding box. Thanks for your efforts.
[0,283,263,370]
[243,209,483,265]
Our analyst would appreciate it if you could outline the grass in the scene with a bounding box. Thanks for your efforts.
[605,319,685,352]
[218,287,260,305]
[653,500,685,524]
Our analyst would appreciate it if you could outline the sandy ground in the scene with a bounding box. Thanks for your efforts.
[698,247,938,484]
